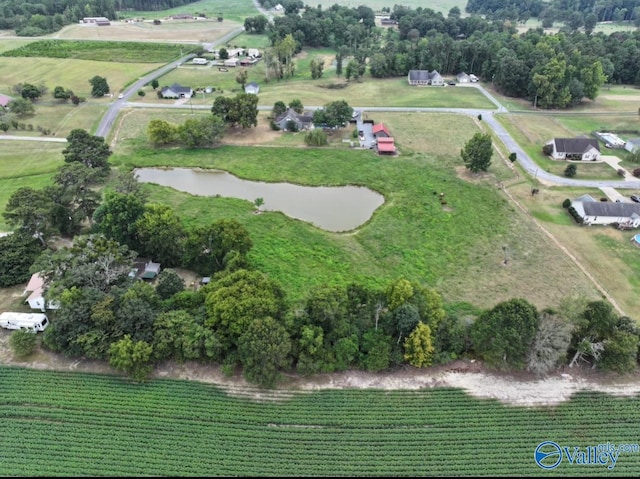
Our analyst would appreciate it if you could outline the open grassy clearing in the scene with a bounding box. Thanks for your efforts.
[111,109,600,309]
[153,67,496,108]
[510,182,640,314]
[0,57,165,100]
[118,0,257,23]
[0,39,34,53]
[53,19,240,43]
[3,367,640,476]
[2,103,108,138]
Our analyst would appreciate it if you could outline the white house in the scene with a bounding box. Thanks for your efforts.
[549,138,601,161]
[23,273,60,312]
[223,58,238,67]
[160,83,193,99]
[407,70,444,86]
[570,194,640,228]
[244,82,260,94]
[192,58,208,65]
[469,74,479,82]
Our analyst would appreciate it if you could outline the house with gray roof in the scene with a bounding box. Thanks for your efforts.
[244,82,260,94]
[456,72,470,83]
[274,108,313,131]
[407,70,444,86]
[160,83,193,99]
[571,194,640,228]
[549,138,601,161]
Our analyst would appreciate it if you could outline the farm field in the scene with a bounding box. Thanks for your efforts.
[1,366,640,476]
[117,0,258,23]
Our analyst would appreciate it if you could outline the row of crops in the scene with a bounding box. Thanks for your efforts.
[0,40,195,63]
[1,366,640,476]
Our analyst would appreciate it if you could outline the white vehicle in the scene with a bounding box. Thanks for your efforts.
[0,312,49,332]
[118,93,124,99]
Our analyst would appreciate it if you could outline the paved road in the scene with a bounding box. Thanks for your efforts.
[95,26,244,138]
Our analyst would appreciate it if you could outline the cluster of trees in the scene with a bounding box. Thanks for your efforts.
[257,4,640,106]
[0,0,200,35]
[466,0,640,27]
[147,115,225,148]
[211,93,259,129]
[2,129,111,245]
[311,100,353,129]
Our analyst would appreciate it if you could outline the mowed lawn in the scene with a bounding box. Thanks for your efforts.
[111,110,600,310]
[0,58,165,99]
[0,141,65,231]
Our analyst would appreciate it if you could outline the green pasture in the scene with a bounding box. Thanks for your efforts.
[111,109,600,309]
[0,141,65,230]
[117,0,258,23]
[229,32,272,50]
[0,39,34,53]
[1,103,108,138]
[0,57,165,100]
[2,366,640,476]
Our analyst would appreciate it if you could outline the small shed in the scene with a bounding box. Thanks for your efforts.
[244,82,260,94]
[140,261,161,279]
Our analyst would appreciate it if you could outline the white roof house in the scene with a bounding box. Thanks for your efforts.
[244,82,260,94]
[23,273,60,312]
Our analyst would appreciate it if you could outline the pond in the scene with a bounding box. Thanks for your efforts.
[134,167,385,232]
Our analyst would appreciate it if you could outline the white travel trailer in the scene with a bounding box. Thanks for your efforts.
[0,312,49,332]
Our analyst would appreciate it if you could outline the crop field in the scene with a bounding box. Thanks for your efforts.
[118,0,258,23]
[1,40,192,63]
[54,19,240,43]
[1,366,640,476]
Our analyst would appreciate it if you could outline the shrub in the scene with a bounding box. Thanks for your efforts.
[304,129,328,146]
[9,330,37,357]
[153,19,161,25]
[269,120,280,131]
[562,198,571,208]
[542,143,553,156]
[617,168,626,177]
[564,163,577,177]
[138,90,145,97]
[633,168,640,178]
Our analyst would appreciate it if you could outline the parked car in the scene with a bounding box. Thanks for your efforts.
[447,81,456,86]
[631,195,640,203]
[118,93,124,99]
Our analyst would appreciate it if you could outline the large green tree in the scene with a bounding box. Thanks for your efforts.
[461,132,493,173]
[135,203,186,267]
[182,219,252,276]
[8,97,35,116]
[238,317,292,387]
[3,187,54,246]
[0,232,43,287]
[89,75,110,97]
[92,191,145,251]
[177,115,225,147]
[62,129,112,174]
[204,269,287,347]
[147,119,178,146]
[471,298,539,370]
[109,334,153,382]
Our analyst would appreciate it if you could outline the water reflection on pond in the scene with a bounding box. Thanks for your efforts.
[134,167,385,232]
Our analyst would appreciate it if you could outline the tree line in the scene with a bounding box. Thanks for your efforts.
[0,0,200,35]
[252,4,640,106]
[466,0,640,27]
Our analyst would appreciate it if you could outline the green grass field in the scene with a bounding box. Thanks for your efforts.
[0,141,65,230]
[110,109,601,310]
[2,366,640,476]
[118,0,258,23]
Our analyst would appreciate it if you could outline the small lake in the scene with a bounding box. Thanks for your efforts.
[134,167,385,232]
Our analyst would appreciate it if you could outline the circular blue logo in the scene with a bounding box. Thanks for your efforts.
[535,441,563,469]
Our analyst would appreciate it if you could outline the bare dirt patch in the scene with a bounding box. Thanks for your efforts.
[221,121,282,146]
